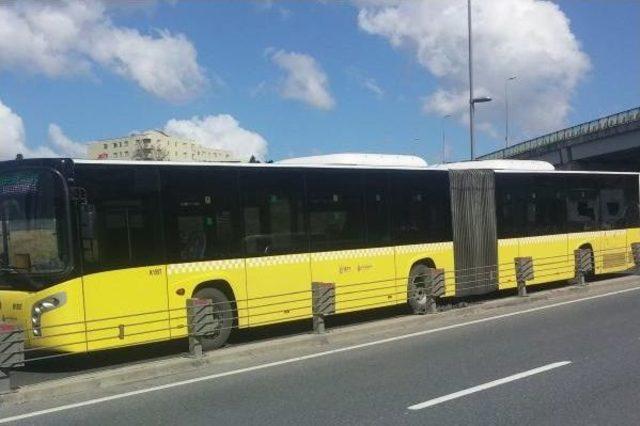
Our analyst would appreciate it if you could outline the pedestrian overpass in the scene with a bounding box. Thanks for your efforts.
[478,107,640,171]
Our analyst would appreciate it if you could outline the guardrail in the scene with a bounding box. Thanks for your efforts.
[1,244,638,393]
[479,106,640,160]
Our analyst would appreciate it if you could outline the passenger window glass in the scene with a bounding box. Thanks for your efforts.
[307,170,365,251]
[566,176,599,232]
[240,169,306,256]
[365,172,391,246]
[77,166,164,272]
[392,171,452,244]
[599,175,640,230]
[162,167,241,262]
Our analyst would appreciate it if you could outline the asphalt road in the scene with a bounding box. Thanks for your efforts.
[3,279,640,425]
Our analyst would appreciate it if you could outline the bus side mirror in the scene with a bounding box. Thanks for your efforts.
[80,204,97,239]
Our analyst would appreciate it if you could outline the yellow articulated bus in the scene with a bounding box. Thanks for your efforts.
[0,157,638,352]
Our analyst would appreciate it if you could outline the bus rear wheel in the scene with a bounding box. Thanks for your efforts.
[408,264,437,315]
[193,287,233,350]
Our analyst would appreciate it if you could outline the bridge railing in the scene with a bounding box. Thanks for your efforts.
[480,106,640,160]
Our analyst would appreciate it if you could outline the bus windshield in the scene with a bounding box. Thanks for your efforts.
[0,168,70,290]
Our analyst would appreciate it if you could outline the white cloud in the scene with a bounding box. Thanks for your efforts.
[362,77,384,98]
[0,0,207,102]
[48,123,87,158]
[164,115,268,161]
[0,99,57,160]
[269,49,335,110]
[357,0,590,142]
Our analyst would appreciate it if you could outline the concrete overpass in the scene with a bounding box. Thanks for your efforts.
[478,107,640,171]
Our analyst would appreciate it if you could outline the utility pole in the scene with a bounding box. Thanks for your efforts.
[468,0,474,160]
[505,76,517,149]
[441,114,451,163]
[467,0,492,160]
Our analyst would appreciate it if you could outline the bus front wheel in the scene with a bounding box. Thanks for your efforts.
[193,287,233,350]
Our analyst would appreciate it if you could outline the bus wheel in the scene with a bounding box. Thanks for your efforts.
[193,287,233,350]
[408,264,436,315]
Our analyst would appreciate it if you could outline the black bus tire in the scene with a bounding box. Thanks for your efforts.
[193,287,233,350]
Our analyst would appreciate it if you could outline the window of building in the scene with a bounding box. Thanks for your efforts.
[307,170,365,251]
[103,144,107,149]
[240,169,307,256]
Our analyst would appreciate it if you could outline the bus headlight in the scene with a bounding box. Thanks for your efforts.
[31,292,67,337]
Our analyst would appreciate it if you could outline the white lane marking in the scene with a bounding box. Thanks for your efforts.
[0,285,638,424]
[408,361,571,410]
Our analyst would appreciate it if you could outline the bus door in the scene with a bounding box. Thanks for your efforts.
[308,170,397,313]
[240,169,312,326]
[77,166,170,351]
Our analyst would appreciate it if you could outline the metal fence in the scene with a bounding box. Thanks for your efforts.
[1,244,638,393]
[479,106,640,160]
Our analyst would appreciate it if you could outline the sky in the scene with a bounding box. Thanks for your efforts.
[0,0,638,163]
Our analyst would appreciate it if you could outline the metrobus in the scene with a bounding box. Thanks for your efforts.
[0,157,638,352]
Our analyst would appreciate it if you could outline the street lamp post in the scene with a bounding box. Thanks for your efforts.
[441,114,451,163]
[467,0,474,160]
[504,76,517,149]
[467,0,492,160]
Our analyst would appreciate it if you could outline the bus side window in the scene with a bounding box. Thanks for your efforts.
[623,176,640,228]
[162,167,241,263]
[391,171,451,244]
[365,172,391,246]
[76,166,164,273]
[307,170,365,251]
[240,169,306,256]
[598,175,639,230]
[566,176,599,232]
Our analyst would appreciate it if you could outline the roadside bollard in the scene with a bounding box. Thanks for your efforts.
[574,249,593,287]
[0,323,25,394]
[514,257,534,297]
[426,268,446,314]
[186,298,216,358]
[631,243,640,270]
[312,282,335,334]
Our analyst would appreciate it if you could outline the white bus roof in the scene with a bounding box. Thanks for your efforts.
[277,153,427,167]
[429,159,555,171]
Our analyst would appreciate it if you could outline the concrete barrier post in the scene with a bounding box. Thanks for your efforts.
[514,257,534,297]
[631,242,640,268]
[312,282,335,334]
[0,323,25,394]
[426,268,446,314]
[574,249,593,287]
[186,298,216,358]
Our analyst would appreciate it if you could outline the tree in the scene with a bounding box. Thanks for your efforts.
[132,140,169,161]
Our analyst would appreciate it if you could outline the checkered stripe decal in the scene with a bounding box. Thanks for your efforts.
[499,230,627,248]
[246,254,309,267]
[394,242,453,255]
[167,259,244,275]
[311,247,395,261]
